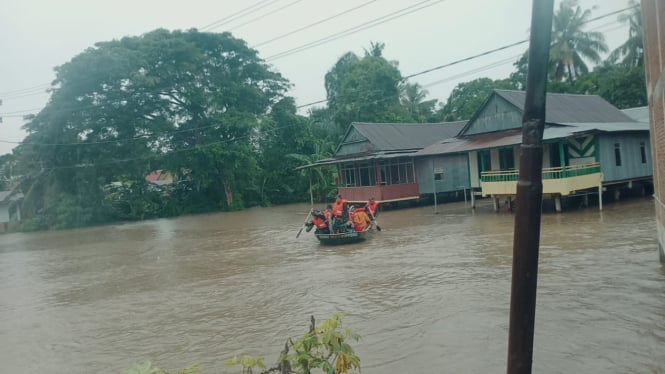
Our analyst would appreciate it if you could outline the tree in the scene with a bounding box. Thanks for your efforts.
[258,98,317,205]
[17,29,289,228]
[508,52,530,90]
[399,82,439,122]
[550,64,647,109]
[550,0,608,82]
[324,43,411,131]
[440,78,515,121]
[608,0,643,67]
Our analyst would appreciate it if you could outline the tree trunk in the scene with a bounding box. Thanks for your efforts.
[223,179,233,207]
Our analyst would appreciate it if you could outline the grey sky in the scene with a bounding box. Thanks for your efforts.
[0,0,631,155]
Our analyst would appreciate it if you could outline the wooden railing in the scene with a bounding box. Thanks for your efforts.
[481,162,601,182]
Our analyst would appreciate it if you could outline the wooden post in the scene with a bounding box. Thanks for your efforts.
[506,1,554,373]
[309,169,314,207]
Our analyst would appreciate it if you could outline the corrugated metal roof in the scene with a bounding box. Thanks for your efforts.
[494,90,637,123]
[0,190,24,203]
[415,122,650,156]
[350,121,466,151]
[296,152,414,169]
[622,106,649,123]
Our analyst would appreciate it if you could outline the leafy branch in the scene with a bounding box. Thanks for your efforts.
[227,313,361,374]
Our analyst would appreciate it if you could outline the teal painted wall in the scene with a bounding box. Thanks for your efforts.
[336,128,372,156]
[415,154,470,194]
[597,133,652,181]
[463,96,522,135]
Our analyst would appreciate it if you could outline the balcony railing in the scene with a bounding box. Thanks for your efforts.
[481,162,601,182]
[480,162,602,196]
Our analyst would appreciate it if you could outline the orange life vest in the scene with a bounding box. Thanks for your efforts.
[312,216,327,229]
[332,199,347,217]
[366,200,379,215]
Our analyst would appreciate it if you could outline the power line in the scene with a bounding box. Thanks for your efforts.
[251,0,377,48]
[228,0,307,31]
[0,83,50,96]
[265,0,447,61]
[294,5,637,109]
[201,0,283,31]
[1,3,637,103]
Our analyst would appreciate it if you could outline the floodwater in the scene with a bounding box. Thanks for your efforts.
[0,197,663,373]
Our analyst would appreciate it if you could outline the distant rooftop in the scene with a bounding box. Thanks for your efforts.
[349,121,466,152]
[493,90,637,124]
[621,106,649,123]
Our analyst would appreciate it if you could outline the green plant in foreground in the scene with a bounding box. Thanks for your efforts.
[227,313,361,374]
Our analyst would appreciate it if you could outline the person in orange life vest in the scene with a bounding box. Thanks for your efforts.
[365,197,380,219]
[332,195,349,233]
[332,194,348,218]
[352,206,371,232]
[309,209,330,234]
[324,204,333,221]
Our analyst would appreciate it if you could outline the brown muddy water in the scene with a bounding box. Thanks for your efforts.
[0,197,663,373]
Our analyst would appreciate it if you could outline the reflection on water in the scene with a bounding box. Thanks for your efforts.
[0,198,663,373]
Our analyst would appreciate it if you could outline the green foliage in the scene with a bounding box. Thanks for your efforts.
[227,314,361,374]
[550,0,608,82]
[123,361,199,374]
[15,28,292,229]
[259,98,317,205]
[608,0,643,67]
[324,44,411,131]
[400,82,439,123]
[440,78,516,121]
[548,64,647,109]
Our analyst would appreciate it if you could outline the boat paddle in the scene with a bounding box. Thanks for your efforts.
[369,211,382,231]
[296,209,313,239]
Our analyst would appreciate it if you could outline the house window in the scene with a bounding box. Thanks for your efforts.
[614,143,622,166]
[499,148,515,170]
[381,159,415,185]
[342,165,356,187]
[477,150,492,180]
[358,163,375,186]
[640,141,647,164]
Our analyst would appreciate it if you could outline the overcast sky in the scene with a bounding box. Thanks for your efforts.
[0,0,632,155]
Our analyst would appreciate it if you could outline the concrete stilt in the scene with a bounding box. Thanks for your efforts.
[598,184,603,211]
[471,190,476,209]
[493,196,500,212]
[614,189,621,201]
[555,195,562,213]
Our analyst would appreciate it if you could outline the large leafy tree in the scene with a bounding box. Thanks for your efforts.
[324,43,411,131]
[608,0,643,67]
[258,98,317,205]
[547,64,647,109]
[550,0,608,82]
[17,29,289,228]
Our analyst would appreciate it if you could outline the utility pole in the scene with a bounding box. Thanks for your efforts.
[506,1,554,374]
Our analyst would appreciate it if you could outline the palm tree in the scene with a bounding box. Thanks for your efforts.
[608,0,643,67]
[550,0,608,82]
[400,82,428,120]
